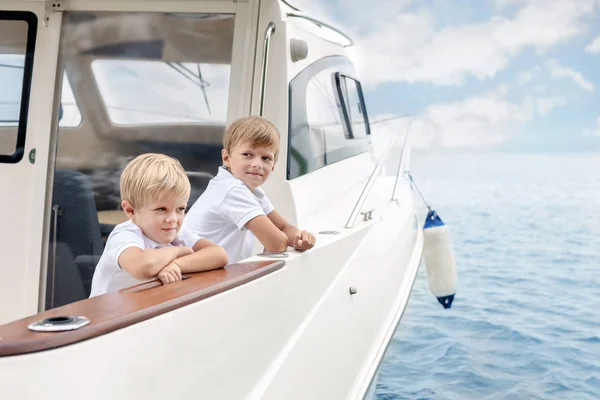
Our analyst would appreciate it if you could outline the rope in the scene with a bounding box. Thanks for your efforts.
[407,172,432,211]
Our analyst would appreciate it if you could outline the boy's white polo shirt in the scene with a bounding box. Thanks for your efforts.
[89,219,200,297]
[182,167,275,263]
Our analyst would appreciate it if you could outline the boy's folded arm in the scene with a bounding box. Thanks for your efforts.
[172,239,229,273]
[266,210,301,245]
[118,246,183,280]
[246,214,289,252]
[267,210,316,251]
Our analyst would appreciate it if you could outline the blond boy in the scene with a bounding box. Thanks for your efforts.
[89,153,228,296]
[182,116,316,263]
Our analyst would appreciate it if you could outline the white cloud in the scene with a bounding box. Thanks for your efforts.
[517,71,533,85]
[535,96,567,115]
[355,0,596,87]
[494,0,528,9]
[583,117,600,136]
[371,89,533,149]
[546,59,594,91]
[584,35,600,53]
[371,87,572,150]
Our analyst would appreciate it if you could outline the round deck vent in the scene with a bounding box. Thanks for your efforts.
[27,316,90,332]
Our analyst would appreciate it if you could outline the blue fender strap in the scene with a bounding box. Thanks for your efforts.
[437,294,455,309]
[424,209,445,229]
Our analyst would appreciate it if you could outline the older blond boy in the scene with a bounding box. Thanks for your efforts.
[182,116,316,263]
[89,153,228,296]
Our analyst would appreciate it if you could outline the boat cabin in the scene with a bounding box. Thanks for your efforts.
[0,0,373,324]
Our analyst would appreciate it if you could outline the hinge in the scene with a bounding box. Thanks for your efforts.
[45,0,69,13]
[43,1,68,27]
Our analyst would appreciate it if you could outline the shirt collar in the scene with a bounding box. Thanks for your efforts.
[216,166,266,199]
[146,235,169,249]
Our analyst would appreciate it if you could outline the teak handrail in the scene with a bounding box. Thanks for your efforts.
[0,260,284,357]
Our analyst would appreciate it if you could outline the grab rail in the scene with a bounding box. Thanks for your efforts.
[49,204,61,309]
[259,22,276,116]
[345,116,414,229]
[286,12,354,47]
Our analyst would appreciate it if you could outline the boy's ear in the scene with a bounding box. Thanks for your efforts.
[221,149,230,167]
[121,200,135,219]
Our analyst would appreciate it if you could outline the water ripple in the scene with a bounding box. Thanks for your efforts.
[376,153,600,400]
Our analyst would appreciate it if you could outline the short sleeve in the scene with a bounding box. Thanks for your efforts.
[253,187,275,215]
[177,229,201,247]
[221,185,265,230]
[259,195,275,215]
[109,229,145,268]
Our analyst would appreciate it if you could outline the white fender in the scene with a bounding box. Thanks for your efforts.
[422,210,457,309]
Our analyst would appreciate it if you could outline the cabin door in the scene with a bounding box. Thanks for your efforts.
[0,2,62,324]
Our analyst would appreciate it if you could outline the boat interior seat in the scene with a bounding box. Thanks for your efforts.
[187,172,213,209]
[46,169,104,308]
[45,167,214,309]
[79,166,214,210]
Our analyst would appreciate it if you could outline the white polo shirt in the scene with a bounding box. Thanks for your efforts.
[182,167,275,263]
[89,219,200,297]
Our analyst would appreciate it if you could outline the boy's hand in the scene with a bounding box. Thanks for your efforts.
[291,230,316,251]
[157,262,182,285]
[176,246,194,258]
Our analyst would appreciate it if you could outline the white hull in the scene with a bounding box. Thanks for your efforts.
[0,180,421,400]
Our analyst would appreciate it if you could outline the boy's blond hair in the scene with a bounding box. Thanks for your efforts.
[120,153,190,207]
[223,116,281,162]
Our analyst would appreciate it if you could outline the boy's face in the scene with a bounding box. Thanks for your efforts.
[122,194,189,244]
[222,141,276,189]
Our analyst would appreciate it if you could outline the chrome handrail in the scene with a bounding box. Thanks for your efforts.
[392,115,417,200]
[281,0,301,11]
[50,204,61,309]
[259,22,276,116]
[345,116,413,228]
[286,12,354,47]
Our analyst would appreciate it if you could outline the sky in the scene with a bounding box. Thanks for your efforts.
[2,2,599,153]
[292,0,600,152]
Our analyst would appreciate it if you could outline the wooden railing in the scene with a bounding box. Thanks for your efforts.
[0,260,284,357]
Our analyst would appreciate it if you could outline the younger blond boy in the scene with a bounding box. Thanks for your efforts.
[182,116,316,263]
[89,153,228,296]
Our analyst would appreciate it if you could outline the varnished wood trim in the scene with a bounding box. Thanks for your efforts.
[0,260,284,357]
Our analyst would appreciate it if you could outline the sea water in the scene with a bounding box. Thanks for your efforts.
[375,153,600,400]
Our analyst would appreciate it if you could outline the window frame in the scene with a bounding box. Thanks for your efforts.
[287,56,371,180]
[0,11,37,164]
[333,72,371,139]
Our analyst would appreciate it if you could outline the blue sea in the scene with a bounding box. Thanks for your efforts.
[375,153,600,400]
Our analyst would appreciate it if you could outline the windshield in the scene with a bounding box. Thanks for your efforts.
[92,59,230,125]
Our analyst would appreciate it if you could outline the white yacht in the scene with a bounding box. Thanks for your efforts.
[0,0,423,398]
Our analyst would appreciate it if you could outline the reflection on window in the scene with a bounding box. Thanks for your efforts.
[0,18,28,157]
[336,74,369,139]
[305,66,347,163]
[92,60,230,125]
[48,11,234,309]
[1,65,80,129]
[288,57,371,179]
[0,54,24,129]
[59,73,82,127]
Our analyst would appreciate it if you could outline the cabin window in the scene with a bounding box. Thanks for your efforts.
[288,56,371,179]
[334,73,370,139]
[0,12,37,163]
[92,60,230,125]
[46,11,235,309]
